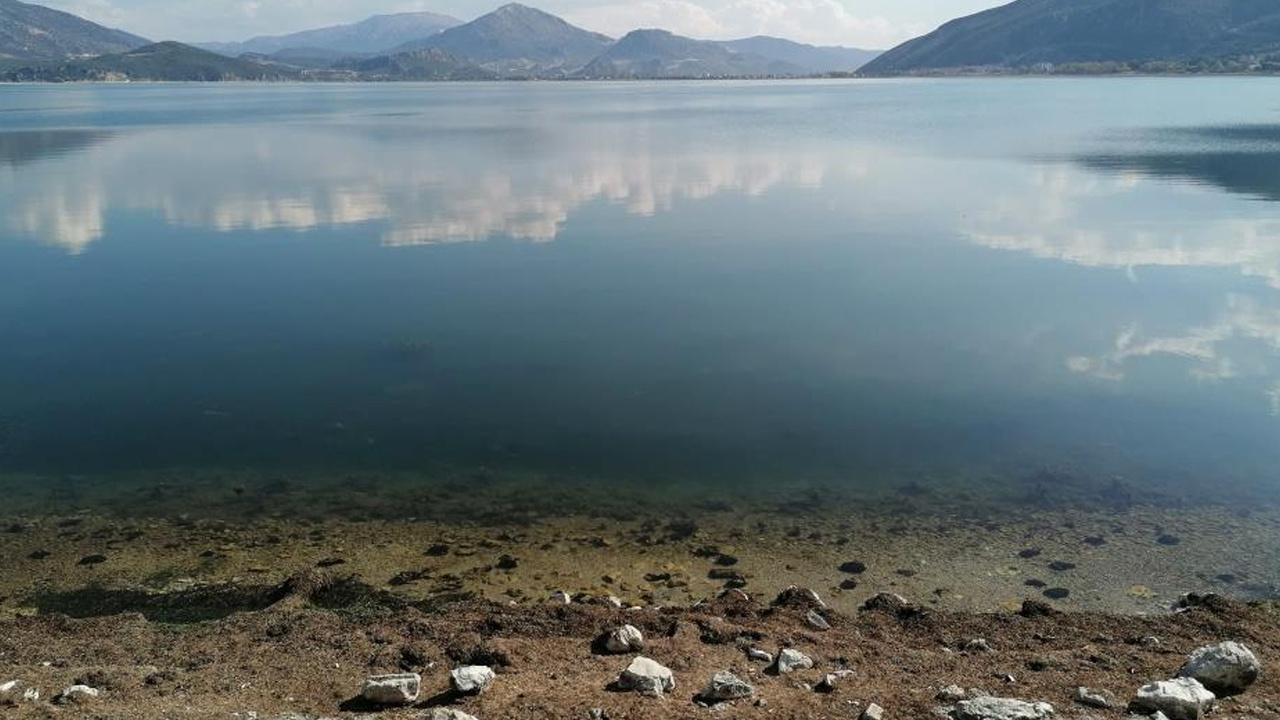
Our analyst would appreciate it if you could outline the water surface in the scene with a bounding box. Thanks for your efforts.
[2,79,1280,509]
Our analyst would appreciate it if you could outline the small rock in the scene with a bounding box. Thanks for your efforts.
[426,710,480,720]
[951,696,1055,720]
[839,561,868,574]
[54,685,100,704]
[861,703,885,720]
[814,670,853,693]
[775,648,814,674]
[964,638,992,653]
[1141,636,1162,649]
[588,709,608,720]
[747,648,774,664]
[617,657,676,697]
[862,592,911,612]
[774,585,826,609]
[700,671,754,702]
[1130,677,1215,720]
[450,666,495,695]
[360,673,420,705]
[603,625,645,654]
[550,590,572,604]
[1075,687,1116,709]
[937,685,968,703]
[805,609,831,631]
[1177,641,1261,696]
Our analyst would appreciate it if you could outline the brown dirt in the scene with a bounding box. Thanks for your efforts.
[2,575,1279,720]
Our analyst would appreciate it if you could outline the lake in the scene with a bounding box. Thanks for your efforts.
[2,78,1280,516]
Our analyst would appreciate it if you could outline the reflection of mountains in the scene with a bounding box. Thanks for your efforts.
[1077,125,1280,203]
[1,124,831,254]
[0,129,110,168]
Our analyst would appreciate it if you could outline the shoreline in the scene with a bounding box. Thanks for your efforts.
[1,579,1277,719]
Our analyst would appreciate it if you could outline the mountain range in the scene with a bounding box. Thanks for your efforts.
[863,0,1280,75]
[196,11,462,57]
[0,0,880,81]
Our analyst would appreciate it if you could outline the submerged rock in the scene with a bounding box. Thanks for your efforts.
[1130,678,1215,720]
[617,657,676,697]
[360,673,421,705]
[1177,641,1261,695]
[700,671,754,702]
[775,648,814,674]
[451,665,495,695]
[951,696,1055,720]
[603,625,645,654]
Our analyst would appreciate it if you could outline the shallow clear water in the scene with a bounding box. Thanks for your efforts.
[2,78,1279,503]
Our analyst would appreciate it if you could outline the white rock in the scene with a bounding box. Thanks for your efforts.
[937,685,968,703]
[1130,678,1215,720]
[604,625,645,654]
[814,670,853,693]
[1178,641,1261,695]
[1074,687,1116,709]
[747,648,774,664]
[964,638,993,653]
[550,590,572,604]
[426,710,481,720]
[775,648,814,674]
[1,680,36,706]
[805,610,831,631]
[617,657,675,697]
[861,703,885,720]
[950,696,1055,720]
[451,666,495,695]
[701,671,753,702]
[360,673,421,705]
[54,684,101,704]
[1125,714,1170,720]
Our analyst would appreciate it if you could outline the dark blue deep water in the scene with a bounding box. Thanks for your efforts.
[2,79,1280,502]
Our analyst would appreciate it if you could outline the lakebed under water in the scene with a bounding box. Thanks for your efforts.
[2,79,1280,617]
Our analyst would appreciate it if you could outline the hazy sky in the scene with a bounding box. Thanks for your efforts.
[44,0,1001,48]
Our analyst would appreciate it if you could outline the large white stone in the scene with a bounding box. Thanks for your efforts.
[951,696,1055,720]
[1130,678,1215,720]
[618,656,676,696]
[1178,641,1261,695]
[604,625,645,654]
[451,665,495,695]
[360,673,421,705]
[701,671,753,702]
[775,648,815,674]
[54,685,100,704]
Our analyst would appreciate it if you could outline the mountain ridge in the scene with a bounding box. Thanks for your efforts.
[0,0,148,60]
[198,11,462,57]
[580,29,808,78]
[862,0,1280,75]
[396,3,612,77]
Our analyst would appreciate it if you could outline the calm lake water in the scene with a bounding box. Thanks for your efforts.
[2,78,1280,506]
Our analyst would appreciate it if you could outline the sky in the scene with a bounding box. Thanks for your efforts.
[42,0,1003,48]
